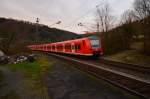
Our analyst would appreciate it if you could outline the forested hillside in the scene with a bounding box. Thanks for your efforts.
[0,17,80,54]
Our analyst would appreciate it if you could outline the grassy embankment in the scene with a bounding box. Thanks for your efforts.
[8,53,55,98]
[107,50,150,66]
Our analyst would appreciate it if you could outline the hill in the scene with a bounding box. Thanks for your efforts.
[0,17,81,54]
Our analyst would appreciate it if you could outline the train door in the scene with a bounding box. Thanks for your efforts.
[63,44,65,52]
[71,43,75,53]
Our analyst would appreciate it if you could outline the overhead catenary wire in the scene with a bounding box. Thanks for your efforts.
[63,1,105,29]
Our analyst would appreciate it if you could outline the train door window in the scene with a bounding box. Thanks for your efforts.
[69,44,71,50]
[65,44,67,50]
[71,45,75,50]
[75,45,78,51]
[78,45,81,50]
[82,40,85,46]
[75,44,78,50]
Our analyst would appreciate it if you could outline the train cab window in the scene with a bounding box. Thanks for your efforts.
[90,40,100,48]
[88,36,100,48]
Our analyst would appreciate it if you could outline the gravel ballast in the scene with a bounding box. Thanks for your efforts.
[44,56,139,99]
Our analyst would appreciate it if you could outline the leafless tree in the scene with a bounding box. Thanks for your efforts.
[120,9,136,25]
[133,0,150,53]
[134,0,150,20]
[96,2,114,33]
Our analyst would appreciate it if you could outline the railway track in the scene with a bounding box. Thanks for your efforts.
[100,58,150,74]
[46,53,150,99]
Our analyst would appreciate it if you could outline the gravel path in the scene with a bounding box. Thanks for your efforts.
[0,66,49,99]
[0,66,20,98]
[44,57,138,99]
[0,55,139,99]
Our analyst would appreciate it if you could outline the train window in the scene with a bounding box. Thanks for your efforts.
[69,45,71,50]
[57,45,63,50]
[75,44,81,50]
[65,45,67,49]
[75,45,78,50]
[72,45,75,50]
[78,45,81,50]
[47,46,51,50]
[88,36,100,48]
[60,45,63,50]
[65,44,69,50]
[52,46,55,50]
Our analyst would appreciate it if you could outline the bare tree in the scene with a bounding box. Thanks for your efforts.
[120,9,136,25]
[134,0,150,20]
[96,2,114,33]
[133,0,150,53]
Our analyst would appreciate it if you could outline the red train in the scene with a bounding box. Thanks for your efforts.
[27,36,103,57]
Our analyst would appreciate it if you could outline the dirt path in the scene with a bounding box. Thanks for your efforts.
[0,66,20,99]
[0,66,49,99]
[0,54,140,99]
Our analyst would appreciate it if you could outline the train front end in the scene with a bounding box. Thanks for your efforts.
[88,36,103,57]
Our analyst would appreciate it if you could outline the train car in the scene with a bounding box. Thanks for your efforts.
[27,36,103,57]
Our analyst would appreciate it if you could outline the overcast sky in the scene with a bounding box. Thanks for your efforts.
[0,0,134,34]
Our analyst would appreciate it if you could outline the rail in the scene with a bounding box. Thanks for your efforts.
[46,53,150,99]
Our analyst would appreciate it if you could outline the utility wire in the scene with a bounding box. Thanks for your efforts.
[63,1,105,29]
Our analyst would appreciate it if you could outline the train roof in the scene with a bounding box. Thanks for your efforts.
[50,36,99,45]
[48,37,88,45]
[29,36,99,46]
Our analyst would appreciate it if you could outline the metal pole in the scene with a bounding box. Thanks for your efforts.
[35,18,39,43]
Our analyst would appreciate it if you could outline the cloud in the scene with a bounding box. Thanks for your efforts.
[0,0,134,33]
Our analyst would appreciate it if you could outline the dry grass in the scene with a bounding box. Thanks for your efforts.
[107,50,150,66]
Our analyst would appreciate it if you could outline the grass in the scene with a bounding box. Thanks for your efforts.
[107,50,150,66]
[7,53,55,99]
